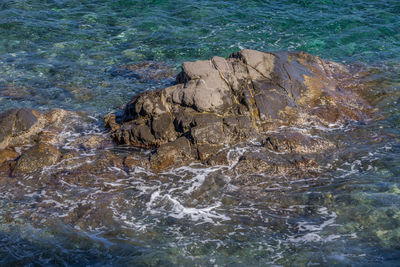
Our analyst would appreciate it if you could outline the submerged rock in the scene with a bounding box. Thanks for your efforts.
[262,128,336,154]
[0,108,86,175]
[106,49,371,171]
[69,134,109,150]
[0,84,35,100]
[0,148,19,176]
[229,151,319,186]
[0,108,39,149]
[13,143,61,174]
[0,148,19,165]
[110,61,176,82]
[0,108,70,150]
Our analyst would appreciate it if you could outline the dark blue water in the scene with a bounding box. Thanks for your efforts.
[0,0,399,266]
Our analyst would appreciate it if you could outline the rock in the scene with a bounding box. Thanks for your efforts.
[58,84,94,102]
[0,108,72,150]
[197,144,222,161]
[233,152,279,175]
[149,137,195,172]
[0,148,19,176]
[110,61,176,82]
[0,84,34,100]
[104,113,119,131]
[188,173,228,205]
[0,161,13,176]
[44,108,69,125]
[124,154,145,169]
[106,49,371,170]
[48,151,126,188]
[232,152,316,175]
[0,108,39,149]
[206,149,229,166]
[13,143,61,174]
[0,148,19,165]
[69,135,108,150]
[37,130,62,145]
[61,151,81,160]
[0,107,81,175]
[229,151,319,186]
[63,151,124,176]
[223,115,257,142]
[262,128,336,154]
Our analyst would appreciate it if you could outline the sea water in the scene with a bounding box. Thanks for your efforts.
[0,0,399,265]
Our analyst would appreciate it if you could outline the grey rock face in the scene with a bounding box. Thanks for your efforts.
[106,49,371,171]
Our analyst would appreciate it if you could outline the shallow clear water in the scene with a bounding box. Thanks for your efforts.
[0,0,400,266]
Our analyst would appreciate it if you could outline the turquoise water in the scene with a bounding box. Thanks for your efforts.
[0,0,400,266]
[1,0,399,114]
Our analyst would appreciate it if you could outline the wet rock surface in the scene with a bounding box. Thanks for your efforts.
[262,128,336,154]
[0,108,39,149]
[0,107,109,176]
[0,84,35,100]
[106,49,372,171]
[0,108,71,150]
[0,148,19,165]
[13,143,61,174]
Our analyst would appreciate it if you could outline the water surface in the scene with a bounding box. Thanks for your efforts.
[0,0,399,266]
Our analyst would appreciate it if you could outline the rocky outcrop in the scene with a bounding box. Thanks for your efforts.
[105,49,371,171]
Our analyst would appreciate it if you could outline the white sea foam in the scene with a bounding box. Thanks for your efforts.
[288,207,338,244]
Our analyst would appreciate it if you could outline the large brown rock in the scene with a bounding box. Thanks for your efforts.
[106,50,371,171]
